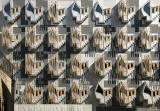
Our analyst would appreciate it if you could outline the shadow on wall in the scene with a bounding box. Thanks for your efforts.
[2,80,13,111]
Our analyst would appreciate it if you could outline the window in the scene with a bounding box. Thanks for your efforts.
[108,62,111,67]
[103,10,107,15]
[63,36,65,40]
[39,90,41,95]
[16,35,19,40]
[59,90,61,96]
[85,35,87,40]
[108,90,111,94]
[128,7,134,14]
[128,35,134,42]
[34,8,39,14]
[152,63,158,69]
[129,91,132,96]
[152,91,156,97]
[155,63,157,69]
[81,8,84,14]
[156,91,159,96]
[85,90,87,94]
[15,8,18,12]
[15,89,18,94]
[12,35,18,42]
[62,62,64,67]
[81,64,83,69]
[152,8,155,13]
[131,7,134,12]
[83,90,85,96]
[104,90,107,96]
[104,37,106,41]
[107,9,110,14]
[82,36,84,41]
[36,63,38,68]
[81,91,84,96]
[81,63,87,69]
[83,63,86,68]
[107,36,110,40]
[12,8,15,14]
[36,35,38,41]
[156,7,158,12]
[54,89,57,94]
[152,64,155,69]
[131,35,134,41]
[59,63,61,68]
[34,63,36,69]
[77,62,79,67]
[128,8,130,13]
[152,36,154,42]
[39,35,41,40]
[132,90,135,95]
[60,35,63,40]
[128,64,130,69]
[85,8,87,13]
[62,9,64,14]
[105,63,107,68]
[85,63,87,68]
[128,36,130,42]
[59,10,61,15]
[14,63,17,68]
[39,62,41,67]
[35,91,38,96]
[39,8,41,13]
[62,90,64,95]
[154,35,157,41]
[77,89,80,94]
